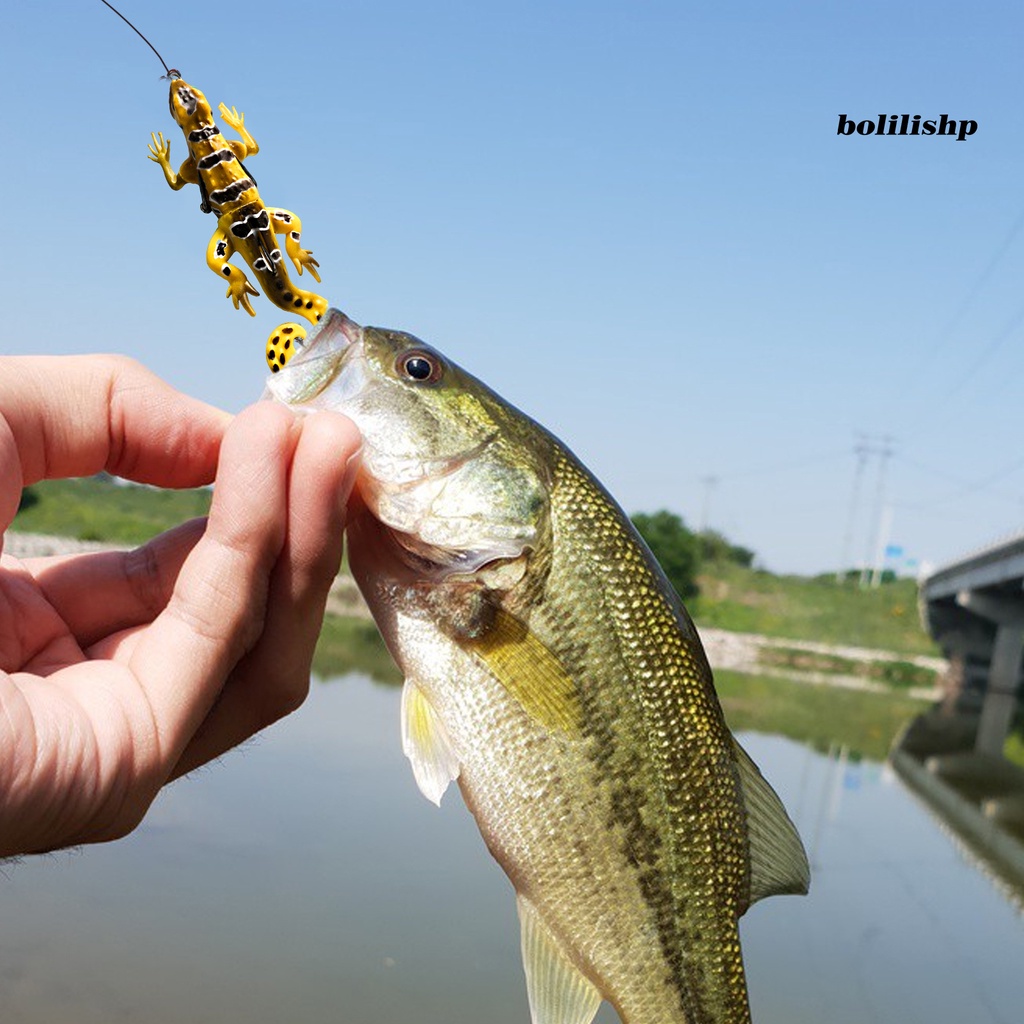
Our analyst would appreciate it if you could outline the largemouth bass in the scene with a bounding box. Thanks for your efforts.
[267,310,809,1024]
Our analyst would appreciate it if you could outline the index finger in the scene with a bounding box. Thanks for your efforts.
[0,354,230,490]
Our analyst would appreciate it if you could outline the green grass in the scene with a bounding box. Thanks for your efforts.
[11,476,939,667]
[313,616,401,685]
[716,670,929,761]
[756,646,938,690]
[1005,723,1024,769]
[692,559,937,657]
[13,476,211,545]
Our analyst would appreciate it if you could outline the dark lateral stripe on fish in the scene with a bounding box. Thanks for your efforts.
[188,124,221,143]
[230,209,271,239]
[197,148,236,171]
[587,703,689,1013]
[210,178,254,205]
[566,465,748,1018]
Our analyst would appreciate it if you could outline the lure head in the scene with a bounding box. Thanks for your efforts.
[167,78,213,131]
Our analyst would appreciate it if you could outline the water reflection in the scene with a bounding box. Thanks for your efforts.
[2,676,1022,1024]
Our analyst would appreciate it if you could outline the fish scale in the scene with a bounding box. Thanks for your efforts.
[544,450,751,1023]
[268,309,809,1024]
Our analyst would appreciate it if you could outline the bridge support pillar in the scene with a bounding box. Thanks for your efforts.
[956,590,1024,757]
[976,624,1024,756]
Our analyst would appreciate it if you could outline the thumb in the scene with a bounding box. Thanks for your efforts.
[126,402,299,771]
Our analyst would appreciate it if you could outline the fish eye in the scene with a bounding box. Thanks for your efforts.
[398,350,443,385]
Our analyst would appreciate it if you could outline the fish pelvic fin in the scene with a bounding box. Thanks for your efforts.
[733,738,811,908]
[467,607,582,737]
[517,894,602,1024]
[401,679,460,806]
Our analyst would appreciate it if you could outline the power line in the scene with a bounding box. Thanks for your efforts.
[894,452,1024,510]
[907,204,1024,382]
[708,448,849,484]
[698,475,718,534]
[937,296,1024,404]
[889,206,1024,443]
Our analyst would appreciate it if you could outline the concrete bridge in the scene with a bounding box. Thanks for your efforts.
[920,529,1024,755]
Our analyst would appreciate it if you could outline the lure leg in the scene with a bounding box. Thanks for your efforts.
[266,322,307,372]
[206,229,260,316]
[218,104,260,157]
[147,132,198,190]
[270,209,322,282]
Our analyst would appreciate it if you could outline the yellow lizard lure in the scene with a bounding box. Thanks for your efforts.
[148,76,328,371]
[102,1,328,371]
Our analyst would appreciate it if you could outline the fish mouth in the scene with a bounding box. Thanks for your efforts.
[264,308,362,405]
[295,308,362,362]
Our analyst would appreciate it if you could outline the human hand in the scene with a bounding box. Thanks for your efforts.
[0,355,360,856]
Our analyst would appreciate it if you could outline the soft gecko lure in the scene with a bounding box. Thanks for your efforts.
[101,0,328,371]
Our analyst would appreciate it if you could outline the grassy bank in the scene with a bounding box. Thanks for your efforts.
[14,477,211,545]
[12,476,939,665]
[756,646,938,690]
[716,670,928,761]
[693,559,936,657]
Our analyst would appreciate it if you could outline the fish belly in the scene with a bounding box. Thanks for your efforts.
[404,617,723,1024]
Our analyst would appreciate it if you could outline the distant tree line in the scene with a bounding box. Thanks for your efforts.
[697,528,754,569]
[630,510,755,602]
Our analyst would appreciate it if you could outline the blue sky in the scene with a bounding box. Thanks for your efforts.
[3,1,1023,575]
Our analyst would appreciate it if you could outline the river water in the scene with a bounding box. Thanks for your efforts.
[1,674,1022,1023]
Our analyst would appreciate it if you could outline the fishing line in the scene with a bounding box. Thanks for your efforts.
[98,0,178,78]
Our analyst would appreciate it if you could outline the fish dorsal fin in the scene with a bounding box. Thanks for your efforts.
[401,679,460,806]
[467,607,582,736]
[732,738,810,908]
[516,894,602,1024]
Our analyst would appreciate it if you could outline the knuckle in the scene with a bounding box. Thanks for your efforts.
[96,352,149,380]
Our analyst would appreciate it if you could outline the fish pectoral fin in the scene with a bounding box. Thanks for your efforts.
[401,679,460,806]
[733,738,811,908]
[467,607,581,736]
[516,894,602,1024]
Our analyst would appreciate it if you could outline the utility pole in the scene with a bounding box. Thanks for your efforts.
[699,475,719,534]
[836,434,870,584]
[870,505,894,589]
[860,434,895,589]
